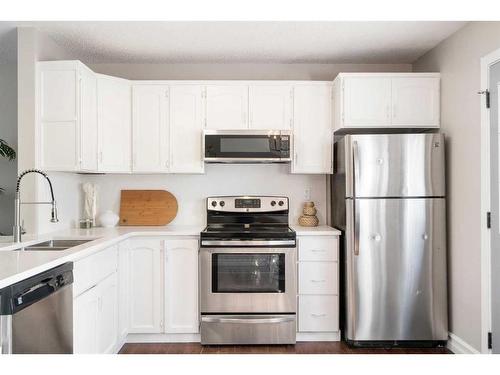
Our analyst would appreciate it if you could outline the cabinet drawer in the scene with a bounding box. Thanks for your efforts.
[299,295,339,332]
[299,262,338,295]
[298,236,338,261]
[74,245,118,296]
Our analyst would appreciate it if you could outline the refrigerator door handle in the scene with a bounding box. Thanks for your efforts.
[353,199,360,256]
[352,140,360,197]
[352,140,360,256]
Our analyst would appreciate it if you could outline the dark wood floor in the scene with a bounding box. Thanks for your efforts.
[119,342,451,354]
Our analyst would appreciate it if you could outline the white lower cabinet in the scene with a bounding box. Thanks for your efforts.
[118,240,130,341]
[297,235,340,336]
[73,272,118,354]
[96,273,119,354]
[73,245,119,354]
[73,284,99,353]
[164,239,199,333]
[128,238,164,333]
[298,295,339,332]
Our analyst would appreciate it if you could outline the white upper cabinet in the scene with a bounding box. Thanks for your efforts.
[164,239,199,333]
[205,85,248,129]
[97,74,132,173]
[248,85,292,130]
[391,77,440,127]
[168,85,205,173]
[333,73,440,131]
[342,77,392,127]
[128,238,163,333]
[292,84,333,174]
[132,85,169,172]
[79,67,98,172]
[37,61,97,172]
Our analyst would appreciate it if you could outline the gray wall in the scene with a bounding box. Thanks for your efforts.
[89,63,411,80]
[0,26,17,235]
[414,21,500,351]
[0,63,17,235]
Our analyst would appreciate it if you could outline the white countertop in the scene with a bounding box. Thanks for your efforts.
[0,224,340,289]
[290,225,341,236]
[0,225,203,289]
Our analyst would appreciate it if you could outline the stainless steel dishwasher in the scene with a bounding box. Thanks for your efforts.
[0,262,73,354]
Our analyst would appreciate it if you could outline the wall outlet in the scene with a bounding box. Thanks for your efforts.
[304,188,311,200]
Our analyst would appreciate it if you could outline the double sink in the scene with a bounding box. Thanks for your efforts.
[20,239,95,251]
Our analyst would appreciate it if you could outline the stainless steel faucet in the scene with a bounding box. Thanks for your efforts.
[13,169,59,243]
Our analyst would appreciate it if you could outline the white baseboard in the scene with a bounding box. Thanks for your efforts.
[122,332,340,345]
[447,333,480,354]
[297,332,340,342]
[126,333,201,343]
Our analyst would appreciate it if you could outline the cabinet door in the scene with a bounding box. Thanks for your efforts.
[73,286,98,354]
[205,85,248,129]
[292,84,333,174]
[118,241,130,341]
[132,85,169,172]
[248,85,292,130]
[128,239,163,333]
[391,77,440,127]
[164,239,199,333]
[38,62,79,171]
[343,77,391,127]
[96,273,118,354]
[169,85,205,173]
[79,67,98,172]
[97,75,132,172]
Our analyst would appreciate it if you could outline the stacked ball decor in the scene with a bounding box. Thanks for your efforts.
[298,201,319,227]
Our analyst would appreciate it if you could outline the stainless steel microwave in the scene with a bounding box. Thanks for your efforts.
[203,130,292,163]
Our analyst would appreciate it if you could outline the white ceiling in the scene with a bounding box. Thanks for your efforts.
[0,21,467,64]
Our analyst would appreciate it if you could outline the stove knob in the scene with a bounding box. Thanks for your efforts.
[219,201,225,207]
[278,200,284,207]
[211,201,217,207]
[271,200,276,207]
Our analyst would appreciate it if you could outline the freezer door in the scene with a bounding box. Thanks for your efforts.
[344,198,448,342]
[344,133,445,198]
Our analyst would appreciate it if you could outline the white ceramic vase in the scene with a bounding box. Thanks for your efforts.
[99,210,119,228]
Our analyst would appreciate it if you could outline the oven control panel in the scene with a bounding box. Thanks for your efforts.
[235,198,261,208]
[207,196,289,212]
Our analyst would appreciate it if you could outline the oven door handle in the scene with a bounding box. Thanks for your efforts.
[200,240,296,247]
[201,316,295,324]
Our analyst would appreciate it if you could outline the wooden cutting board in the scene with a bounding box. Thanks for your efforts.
[119,190,178,226]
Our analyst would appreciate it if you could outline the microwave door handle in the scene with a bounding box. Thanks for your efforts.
[269,137,277,151]
[275,137,281,151]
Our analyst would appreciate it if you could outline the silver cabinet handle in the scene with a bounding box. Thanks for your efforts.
[202,316,294,324]
[310,249,326,253]
[310,279,326,283]
[311,313,326,318]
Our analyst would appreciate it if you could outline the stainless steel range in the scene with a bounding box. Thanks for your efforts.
[200,196,297,345]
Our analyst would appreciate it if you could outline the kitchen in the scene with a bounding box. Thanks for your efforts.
[0,5,499,371]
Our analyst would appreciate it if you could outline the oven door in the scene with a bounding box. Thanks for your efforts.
[204,130,291,163]
[200,247,296,313]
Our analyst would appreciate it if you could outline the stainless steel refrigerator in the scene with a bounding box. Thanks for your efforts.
[330,133,448,346]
